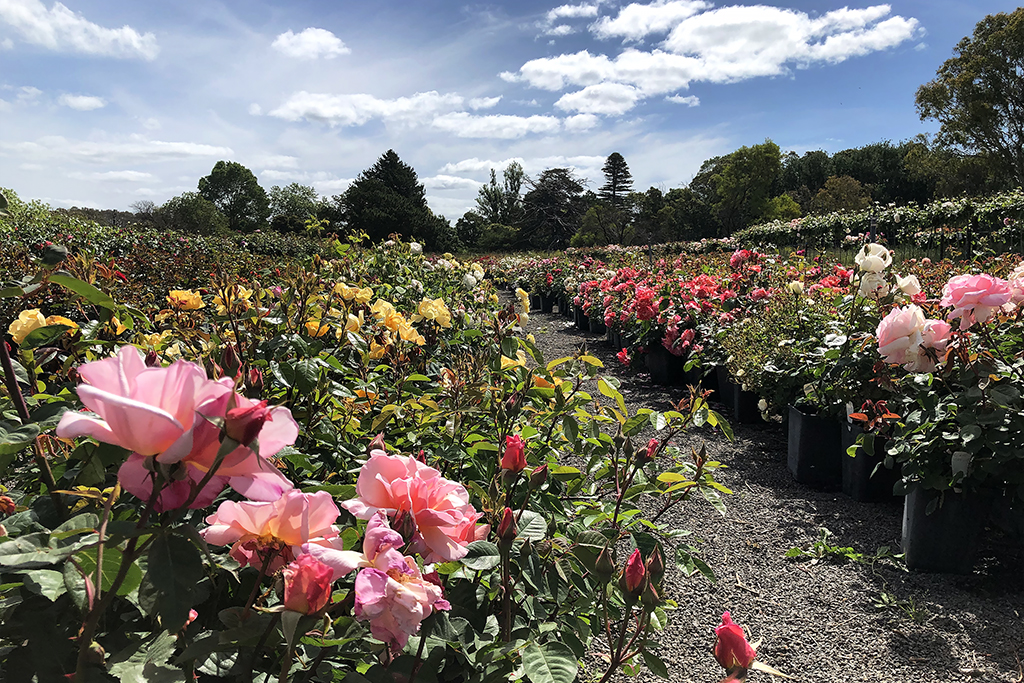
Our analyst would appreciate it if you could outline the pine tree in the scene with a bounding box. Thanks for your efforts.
[598,152,633,208]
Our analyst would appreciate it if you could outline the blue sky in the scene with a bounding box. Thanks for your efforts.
[0,0,1018,218]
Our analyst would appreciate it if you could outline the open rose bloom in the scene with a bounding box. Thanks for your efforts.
[342,450,488,562]
[940,273,1012,330]
[58,346,297,511]
[876,305,951,373]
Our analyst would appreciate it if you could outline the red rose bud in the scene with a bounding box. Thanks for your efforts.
[247,367,264,392]
[367,433,386,454]
[646,546,665,584]
[221,343,240,377]
[529,464,548,490]
[144,350,160,367]
[639,438,659,465]
[496,507,517,542]
[0,496,15,516]
[501,435,527,472]
[282,554,334,615]
[714,611,757,672]
[619,549,647,598]
[416,449,427,464]
[225,399,272,447]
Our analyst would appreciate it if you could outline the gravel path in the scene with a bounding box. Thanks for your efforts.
[522,304,1024,683]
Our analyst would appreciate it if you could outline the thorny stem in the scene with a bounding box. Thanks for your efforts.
[92,482,120,605]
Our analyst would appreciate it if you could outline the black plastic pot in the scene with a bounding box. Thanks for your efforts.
[540,295,555,314]
[840,423,899,502]
[787,405,843,490]
[588,316,607,335]
[529,294,542,312]
[645,345,684,386]
[609,330,622,350]
[574,306,589,330]
[715,366,735,407]
[990,494,1024,547]
[732,385,762,424]
[902,484,990,573]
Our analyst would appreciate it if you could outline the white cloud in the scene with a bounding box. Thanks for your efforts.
[468,95,502,110]
[0,37,12,49]
[564,113,600,131]
[269,90,464,127]
[58,93,105,110]
[591,0,710,40]
[248,103,262,116]
[0,0,158,59]
[509,4,919,97]
[271,27,350,60]
[547,3,600,23]
[555,82,640,115]
[431,112,562,139]
[258,169,352,194]
[68,170,153,182]
[16,85,41,102]
[253,154,300,169]
[0,136,233,164]
[0,98,9,111]
[438,157,524,175]
[666,94,699,106]
[421,174,483,191]
[439,155,605,176]
[141,117,160,130]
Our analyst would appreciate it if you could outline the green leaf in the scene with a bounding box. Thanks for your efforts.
[20,568,67,601]
[108,631,186,683]
[0,422,40,456]
[19,324,72,350]
[49,274,116,309]
[641,649,670,679]
[75,546,143,597]
[597,377,627,415]
[460,540,500,571]
[0,532,62,569]
[141,534,204,631]
[516,510,547,541]
[522,641,578,683]
[561,415,578,443]
[572,531,610,573]
[549,465,582,481]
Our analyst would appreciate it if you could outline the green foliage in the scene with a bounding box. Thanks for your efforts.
[155,192,229,236]
[269,183,320,233]
[916,8,1024,184]
[198,160,271,233]
[599,152,633,208]
[809,176,871,215]
[521,168,588,249]
[712,140,782,235]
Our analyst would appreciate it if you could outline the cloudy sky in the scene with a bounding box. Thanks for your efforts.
[0,0,1017,219]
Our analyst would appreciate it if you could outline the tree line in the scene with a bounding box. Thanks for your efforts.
[63,8,1024,251]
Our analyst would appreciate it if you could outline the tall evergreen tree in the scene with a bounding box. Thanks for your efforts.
[598,152,633,207]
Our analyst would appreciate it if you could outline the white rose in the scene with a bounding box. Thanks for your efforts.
[858,272,890,299]
[788,281,804,295]
[757,399,768,412]
[462,273,477,288]
[854,243,893,273]
[895,273,921,296]
[409,242,423,255]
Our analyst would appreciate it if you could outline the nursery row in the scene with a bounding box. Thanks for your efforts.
[504,244,1024,574]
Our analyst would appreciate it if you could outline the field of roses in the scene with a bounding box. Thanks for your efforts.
[503,241,1024,569]
[0,194,766,683]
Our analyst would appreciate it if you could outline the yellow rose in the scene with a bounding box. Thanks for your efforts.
[398,321,426,346]
[354,287,373,305]
[345,311,364,333]
[8,309,45,344]
[45,315,78,331]
[305,319,329,337]
[167,289,204,310]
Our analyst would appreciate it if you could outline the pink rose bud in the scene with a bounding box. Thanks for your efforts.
[225,399,272,447]
[528,464,548,490]
[221,344,240,377]
[282,554,334,615]
[639,438,659,465]
[496,507,517,542]
[714,611,757,672]
[416,449,426,464]
[501,435,527,473]
[619,548,647,597]
[0,496,14,516]
[247,367,264,392]
[367,433,386,454]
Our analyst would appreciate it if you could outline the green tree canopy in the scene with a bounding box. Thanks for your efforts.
[475,162,526,227]
[342,149,447,247]
[197,161,270,232]
[712,140,782,235]
[155,192,229,235]
[521,168,588,249]
[269,183,320,232]
[809,176,871,214]
[598,152,633,208]
[916,9,1024,184]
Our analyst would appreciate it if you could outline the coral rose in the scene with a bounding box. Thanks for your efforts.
[940,273,1011,330]
[342,450,488,563]
[201,490,340,572]
[282,554,334,614]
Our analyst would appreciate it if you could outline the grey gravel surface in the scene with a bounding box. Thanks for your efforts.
[522,304,1024,683]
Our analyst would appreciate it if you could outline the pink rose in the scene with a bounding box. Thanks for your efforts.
[341,450,488,563]
[940,273,1011,330]
[201,490,340,571]
[909,319,952,372]
[876,305,925,367]
[619,548,646,597]
[353,554,450,649]
[303,511,406,581]
[282,554,334,614]
[57,345,230,461]
[714,611,757,672]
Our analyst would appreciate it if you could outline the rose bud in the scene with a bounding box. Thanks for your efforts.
[221,344,240,378]
[646,546,665,585]
[367,433,386,454]
[247,367,264,392]
[501,435,527,473]
[618,549,647,598]
[640,579,660,607]
[391,509,417,544]
[496,507,517,544]
[638,438,659,465]
[713,611,757,673]
[225,400,272,448]
[594,546,616,583]
[416,449,427,464]
[0,496,15,516]
[144,350,160,367]
[528,464,548,490]
[282,554,334,615]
